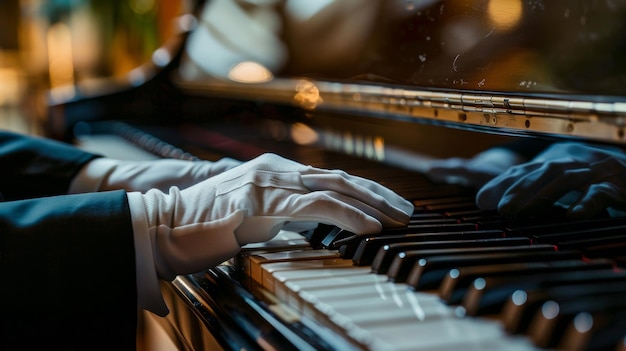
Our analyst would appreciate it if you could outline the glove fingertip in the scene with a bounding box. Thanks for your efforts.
[352,217,383,235]
[398,199,415,220]
[568,204,587,218]
[475,190,498,210]
[496,195,517,216]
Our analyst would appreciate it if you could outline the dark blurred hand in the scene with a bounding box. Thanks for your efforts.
[476,142,626,218]
[425,147,526,188]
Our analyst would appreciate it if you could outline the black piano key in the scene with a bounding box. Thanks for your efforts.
[406,249,580,291]
[302,218,475,256]
[438,259,613,306]
[418,201,479,212]
[408,213,446,221]
[558,235,626,258]
[334,223,484,259]
[473,217,517,231]
[529,294,626,349]
[406,184,470,201]
[475,211,576,231]
[351,229,505,266]
[505,217,626,238]
[339,222,479,260]
[613,256,626,269]
[407,218,461,226]
[502,288,554,335]
[559,308,626,351]
[370,237,530,274]
[531,226,626,245]
[376,222,478,236]
[444,209,500,220]
[461,269,626,317]
[412,196,475,208]
[320,228,355,248]
[386,244,558,283]
[502,281,626,335]
[304,224,339,249]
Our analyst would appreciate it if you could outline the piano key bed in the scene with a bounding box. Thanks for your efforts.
[104,122,626,351]
[171,164,626,351]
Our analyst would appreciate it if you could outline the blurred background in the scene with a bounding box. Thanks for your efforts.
[0,0,186,136]
[2,0,625,139]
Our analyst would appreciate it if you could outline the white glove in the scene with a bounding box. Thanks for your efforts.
[135,153,414,281]
[476,142,626,218]
[424,147,527,188]
[69,157,242,193]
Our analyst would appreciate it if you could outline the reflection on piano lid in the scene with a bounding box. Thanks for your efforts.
[174,0,626,145]
[48,0,626,147]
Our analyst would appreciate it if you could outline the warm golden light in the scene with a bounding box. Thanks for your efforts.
[47,23,75,100]
[290,122,319,145]
[487,0,523,31]
[373,136,385,161]
[227,61,273,83]
[0,68,21,106]
[294,79,322,110]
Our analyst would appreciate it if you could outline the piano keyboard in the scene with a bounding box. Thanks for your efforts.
[104,122,626,350]
[240,247,537,350]
[171,167,626,351]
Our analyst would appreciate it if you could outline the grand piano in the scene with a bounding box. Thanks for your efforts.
[47,1,626,350]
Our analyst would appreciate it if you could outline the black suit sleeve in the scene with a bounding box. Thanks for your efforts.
[0,132,137,349]
[0,190,138,350]
[0,130,99,201]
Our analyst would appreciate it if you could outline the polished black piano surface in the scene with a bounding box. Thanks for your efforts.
[48,1,626,350]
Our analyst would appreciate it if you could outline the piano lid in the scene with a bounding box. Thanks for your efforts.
[174,0,626,145]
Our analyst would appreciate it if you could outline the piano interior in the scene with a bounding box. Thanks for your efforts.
[47,1,626,350]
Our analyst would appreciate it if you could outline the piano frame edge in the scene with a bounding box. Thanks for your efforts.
[167,267,363,351]
[176,77,626,147]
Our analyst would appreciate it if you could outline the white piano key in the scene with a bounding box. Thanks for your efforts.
[352,315,537,351]
[247,249,341,283]
[301,280,413,304]
[277,271,540,351]
[249,243,542,351]
[260,258,355,292]
[327,300,454,343]
[300,286,451,341]
[303,285,442,317]
[280,273,388,309]
[328,295,450,324]
[273,266,371,283]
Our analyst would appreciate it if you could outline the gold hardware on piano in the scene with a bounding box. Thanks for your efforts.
[177,77,626,145]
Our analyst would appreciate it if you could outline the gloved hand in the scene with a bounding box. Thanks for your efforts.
[69,157,242,193]
[134,153,414,281]
[424,147,527,188]
[476,142,626,218]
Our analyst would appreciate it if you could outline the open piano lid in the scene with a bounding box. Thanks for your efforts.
[171,0,626,145]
